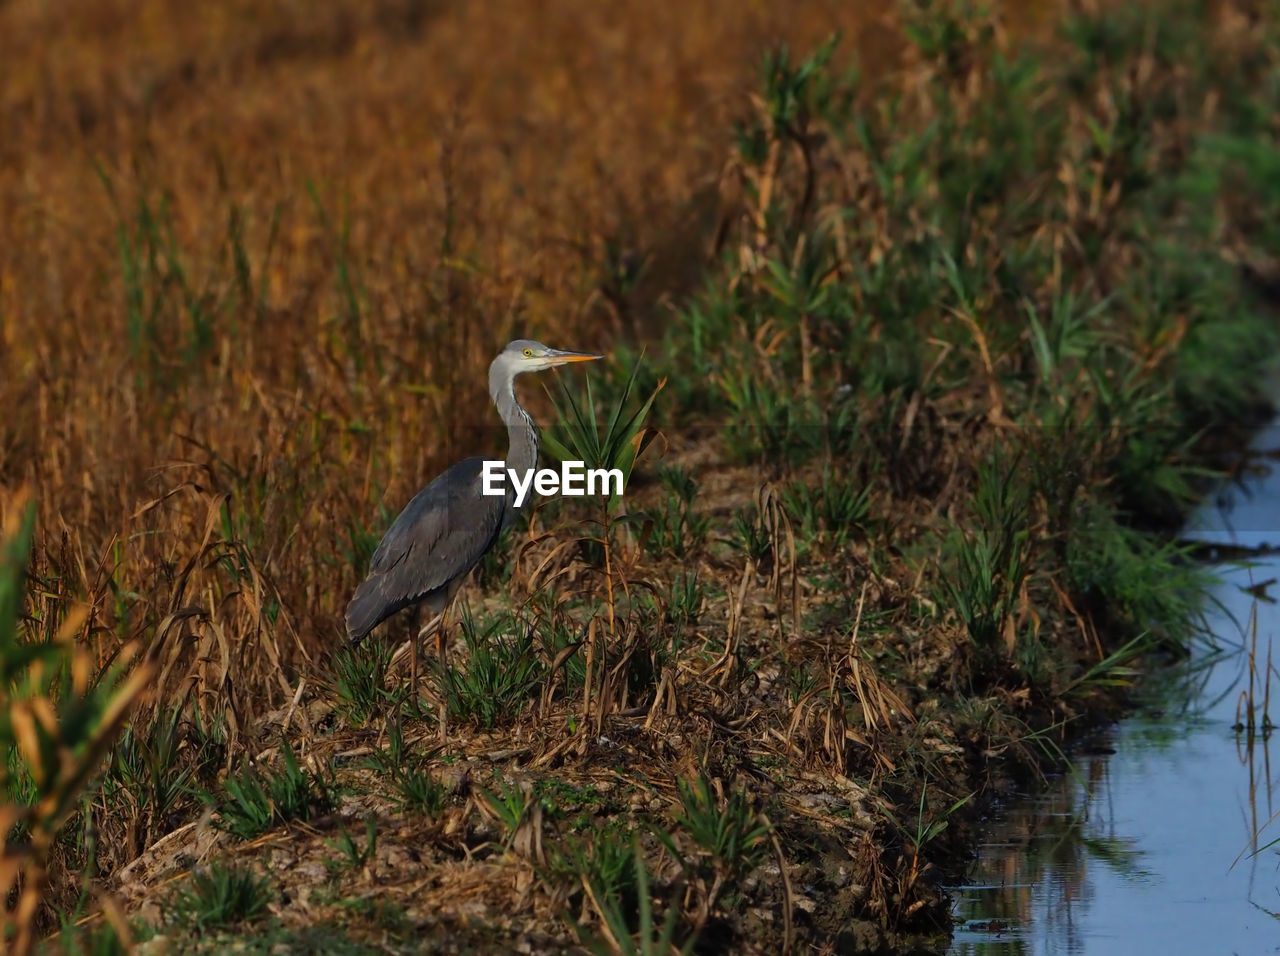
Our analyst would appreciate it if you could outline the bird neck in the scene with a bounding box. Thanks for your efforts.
[490,361,540,483]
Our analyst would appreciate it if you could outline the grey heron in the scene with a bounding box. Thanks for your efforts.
[344,340,600,712]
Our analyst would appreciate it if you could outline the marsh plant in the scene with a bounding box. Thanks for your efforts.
[5,0,1280,951]
[566,836,695,956]
[645,465,711,558]
[0,493,155,953]
[166,862,274,933]
[434,607,544,729]
[218,740,332,840]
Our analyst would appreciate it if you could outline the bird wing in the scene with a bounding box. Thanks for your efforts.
[345,456,506,642]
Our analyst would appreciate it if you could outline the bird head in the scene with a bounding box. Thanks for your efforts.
[499,339,602,374]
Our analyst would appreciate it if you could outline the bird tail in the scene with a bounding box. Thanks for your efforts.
[344,580,388,647]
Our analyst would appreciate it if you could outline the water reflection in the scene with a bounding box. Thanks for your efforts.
[948,423,1280,955]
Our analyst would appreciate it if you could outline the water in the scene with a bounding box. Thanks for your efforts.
[948,419,1280,955]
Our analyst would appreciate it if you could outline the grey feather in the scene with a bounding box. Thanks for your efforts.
[344,457,505,644]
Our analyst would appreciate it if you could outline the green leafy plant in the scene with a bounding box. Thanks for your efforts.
[168,861,274,933]
[719,365,826,465]
[394,766,449,816]
[656,774,774,933]
[645,465,711,558]
[0,491,155,955]
[542,358,665,514]
[479,777,535,849]
[218,740,331,840]
[542,358,665,729]
[881,783,974,893]
[363,717,451,816]
[325,812,379,875]
[105,703,198,851]
[664,775,772,885]
[568,837,695,956]
[331,638,397,726]
[781,467,871,549]
[937,451,1035,675]
[664,572,704,636]
[730,504,773,565]
[435,609,544,729]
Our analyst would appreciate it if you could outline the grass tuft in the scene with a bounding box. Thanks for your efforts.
[218,741,332,840]
[167,862,274,933]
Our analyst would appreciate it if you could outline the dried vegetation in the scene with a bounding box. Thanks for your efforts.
[2,0,1280,952]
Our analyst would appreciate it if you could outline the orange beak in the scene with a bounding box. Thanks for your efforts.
[546,349,602,364]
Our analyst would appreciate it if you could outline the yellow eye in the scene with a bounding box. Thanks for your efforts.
[522,348,532,357]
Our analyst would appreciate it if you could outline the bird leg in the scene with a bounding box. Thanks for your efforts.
[409,635,417,695]
[414,609,450,741]
[430,593,465,742]
[406,604,423,695]
[436,616,449,742]
[413,612,442,685]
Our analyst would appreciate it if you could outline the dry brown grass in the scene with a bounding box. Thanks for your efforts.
[1,0,906,719]
[0,2,927,947]
[3,0,1275,951]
